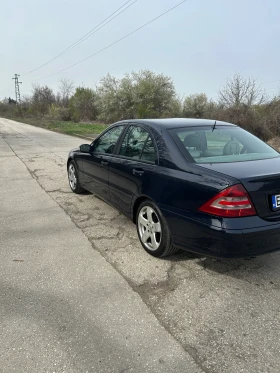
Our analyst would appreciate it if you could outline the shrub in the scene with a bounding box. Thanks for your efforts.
[48,104,71,121]
[69,87,98,122]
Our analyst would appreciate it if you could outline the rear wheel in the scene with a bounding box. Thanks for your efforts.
[68,161,85,194]
[136,200,178,257]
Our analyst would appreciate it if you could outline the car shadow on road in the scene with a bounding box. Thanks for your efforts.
[165,250,203,263]
[166,249,280,281]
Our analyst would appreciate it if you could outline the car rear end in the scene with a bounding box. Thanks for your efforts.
[165,123,280,258]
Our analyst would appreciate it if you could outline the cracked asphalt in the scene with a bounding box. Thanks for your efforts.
[1,118,280,373]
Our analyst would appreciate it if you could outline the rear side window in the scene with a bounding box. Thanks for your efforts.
[170,126,279,163]
[119,126,157,163]
[141,137,157,162]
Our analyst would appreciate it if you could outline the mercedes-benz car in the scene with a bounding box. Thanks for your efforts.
[67,118,280,258]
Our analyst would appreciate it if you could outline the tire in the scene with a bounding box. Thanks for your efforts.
[68,161,85,194]
[136,200,178,258]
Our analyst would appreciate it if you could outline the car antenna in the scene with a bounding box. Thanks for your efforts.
[212,120,217,132]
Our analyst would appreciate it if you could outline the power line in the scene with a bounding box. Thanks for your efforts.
[24,0,137,76]
[34,0,187,82]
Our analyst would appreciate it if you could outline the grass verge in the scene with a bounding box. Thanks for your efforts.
[7,117,107,138]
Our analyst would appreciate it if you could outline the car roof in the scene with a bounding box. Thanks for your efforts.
[117,118,236,129]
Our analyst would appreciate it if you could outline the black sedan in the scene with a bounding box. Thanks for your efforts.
[67,118,280,258]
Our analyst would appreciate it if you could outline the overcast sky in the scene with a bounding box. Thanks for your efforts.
[1,0,280,101]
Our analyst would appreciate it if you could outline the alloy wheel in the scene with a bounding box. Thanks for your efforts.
[138,206,162,251]
[68,164,77,190]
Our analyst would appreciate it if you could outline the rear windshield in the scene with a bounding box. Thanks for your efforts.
[169,126,279,163]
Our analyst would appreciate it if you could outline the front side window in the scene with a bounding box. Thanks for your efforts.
[93,125,124,154]
[119,126,157,163]
[170,126,279,163]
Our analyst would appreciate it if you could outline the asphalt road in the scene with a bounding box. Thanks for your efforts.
[0,118,200,373]
[1,118,280,373]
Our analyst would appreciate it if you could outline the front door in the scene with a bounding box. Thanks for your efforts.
[83,125,125,200]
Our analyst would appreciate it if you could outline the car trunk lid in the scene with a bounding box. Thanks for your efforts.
[198,157,280,220]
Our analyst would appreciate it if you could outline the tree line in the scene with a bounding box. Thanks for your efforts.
[1,70,280,141]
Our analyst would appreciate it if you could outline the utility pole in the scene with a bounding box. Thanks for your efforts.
[12,74,22,104]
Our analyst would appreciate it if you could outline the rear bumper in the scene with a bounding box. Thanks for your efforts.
[161,208,280,258]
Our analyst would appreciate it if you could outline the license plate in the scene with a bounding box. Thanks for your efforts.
[272,194,280,210]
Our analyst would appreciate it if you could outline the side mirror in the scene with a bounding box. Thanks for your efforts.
[79,144,91,153]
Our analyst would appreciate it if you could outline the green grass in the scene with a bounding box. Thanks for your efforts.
[9,117,107,138]
[49,121,107,137]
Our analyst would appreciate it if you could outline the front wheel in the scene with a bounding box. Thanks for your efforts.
[136,200,178,257]
[68,161,85,194]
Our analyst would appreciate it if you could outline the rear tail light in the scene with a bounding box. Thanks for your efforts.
[198,184,256,218]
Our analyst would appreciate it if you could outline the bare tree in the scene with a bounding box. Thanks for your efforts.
[219,74,266,108]
[59,78,74,107]
[31,84,56,115]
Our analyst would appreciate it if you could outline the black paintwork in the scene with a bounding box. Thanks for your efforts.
[68,118,280,258]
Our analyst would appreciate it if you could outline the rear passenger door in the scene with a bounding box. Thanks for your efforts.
[108,124,158,214]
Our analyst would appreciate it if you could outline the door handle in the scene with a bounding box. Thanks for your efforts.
[101,160,108,166]
[133,169,144,176]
